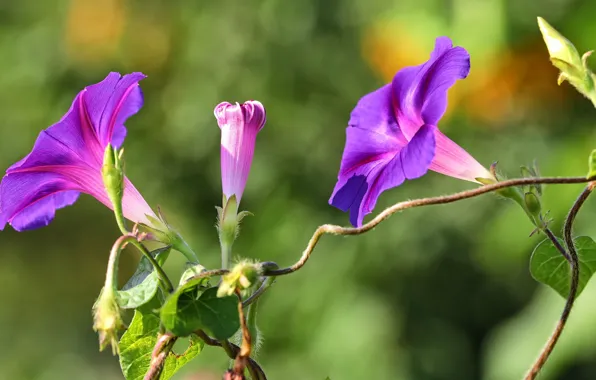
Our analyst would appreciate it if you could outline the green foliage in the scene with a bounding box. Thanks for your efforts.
[118,247,171,309]
[119,310,203,380]
[530,236,596,299]
[179,264,206,286]
[588,149,596,178]
[161,282,240,339]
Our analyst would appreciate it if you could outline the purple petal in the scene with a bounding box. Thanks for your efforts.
[1,163,154,230]
[348,84,407,143]
[330,126,402,202]
[8,130,86,172]
[400,124,436,179]
[329,125,436,227]
[83,72,146,148]
[330,153,406,227]
[0,170,81,231]
[333,85,407,186]
[331,175,368,227]
[329,84,408,227]
[392,37,470,138]
[10,190,80,231]
[358,154,405,221]
[329,125,406,227]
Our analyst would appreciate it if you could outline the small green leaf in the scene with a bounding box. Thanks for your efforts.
[179,263,206,286]
[588,149,596,178]
[530,236,596,299]
[161,286,240,339]
[117,247,171,309]
[119,310,203,380]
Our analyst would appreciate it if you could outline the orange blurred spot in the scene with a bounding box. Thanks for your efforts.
[361,22,464,123]
[362,22,427,82]
[362,21,570,128]
[65,0,125,64]
[463,43,568,126]
[121,14,170,72]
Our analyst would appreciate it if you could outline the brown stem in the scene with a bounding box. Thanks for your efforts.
[187,269,230,282]
[525,182,594,379]
[144,333,177,380]
[265,176,593,276]
[195,330,267,380]
[231,289,257,379]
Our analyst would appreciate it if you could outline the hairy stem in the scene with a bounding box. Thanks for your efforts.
[264,176,594,276]
[525,182,594,379]
[232,289,257,379]
[144,333,177,380]
[221,241,233,270]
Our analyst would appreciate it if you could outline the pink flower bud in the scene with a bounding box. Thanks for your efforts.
[214,101,266,203]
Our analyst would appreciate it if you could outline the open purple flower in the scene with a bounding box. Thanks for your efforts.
[214,101,266,204]
[0,72,156,231]
[330,37,492,227]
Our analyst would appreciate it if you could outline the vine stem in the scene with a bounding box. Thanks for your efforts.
[265,175,594,276]
[129,236,174,293]
[105,235,172,295]
[144,333,177,380]
[525,182,595,379]
[543,228,571,262]
[232,289,257,379]
[195,330,267,379]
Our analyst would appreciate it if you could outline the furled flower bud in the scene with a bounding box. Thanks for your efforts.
[102,144,124,211]
[214,101,266,204]
[538,17,581,68]
[538,17,596,106]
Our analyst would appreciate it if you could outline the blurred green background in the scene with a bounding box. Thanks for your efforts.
[2,0,596,379]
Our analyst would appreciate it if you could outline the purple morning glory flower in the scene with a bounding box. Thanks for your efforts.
[0,72,156,231]
[330,37,492,227]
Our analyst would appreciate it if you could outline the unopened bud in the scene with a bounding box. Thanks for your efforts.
[538,17,581,68]
[93,288,125,355]
[102,144,124,209]
[538,17,596,105]
[524,192,542,219]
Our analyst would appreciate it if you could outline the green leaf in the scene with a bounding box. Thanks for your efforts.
[195,287,240,339]
[588,149,596,178]
[161,286,240,339]
[179,263,206,287]
[117,247,171,309]
[530,236,596,299]
[119,310,203,380]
